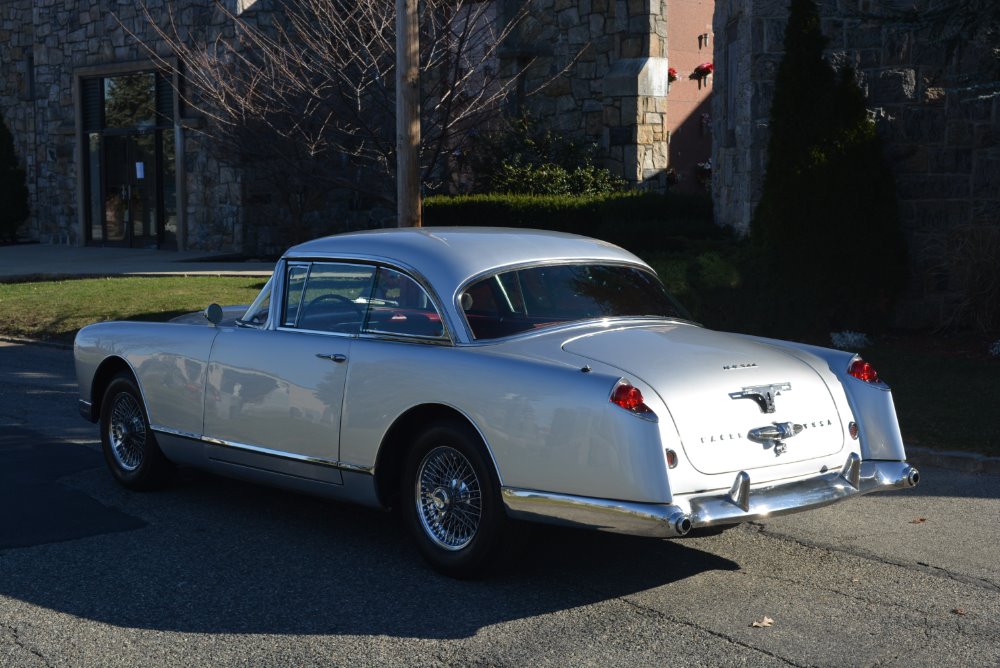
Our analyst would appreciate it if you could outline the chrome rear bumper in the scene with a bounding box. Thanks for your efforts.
[501,458,919,538]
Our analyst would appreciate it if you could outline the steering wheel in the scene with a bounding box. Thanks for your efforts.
[303,293,363,318]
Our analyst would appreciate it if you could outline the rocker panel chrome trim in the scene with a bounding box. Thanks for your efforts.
[150,425,375,475]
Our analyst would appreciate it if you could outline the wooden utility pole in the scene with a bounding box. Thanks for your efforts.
[396,0,421,227]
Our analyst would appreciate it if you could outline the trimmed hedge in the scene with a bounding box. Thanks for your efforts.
[423,191,724,255]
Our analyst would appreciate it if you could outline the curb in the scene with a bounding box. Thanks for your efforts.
[0,334,73,351]
[906,446,1000,477]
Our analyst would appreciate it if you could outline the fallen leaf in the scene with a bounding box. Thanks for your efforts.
[952,608,967,616]
[751,616,774,628]
[910,517,927,524]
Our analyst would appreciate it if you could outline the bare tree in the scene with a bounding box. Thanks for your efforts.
[129,0,539,241]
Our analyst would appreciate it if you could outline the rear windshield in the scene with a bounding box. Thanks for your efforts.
[460,263,685,340]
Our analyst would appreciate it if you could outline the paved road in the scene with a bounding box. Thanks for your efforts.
[2,341,998,667]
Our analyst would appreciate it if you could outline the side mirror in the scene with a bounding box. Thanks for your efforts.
[204,303,224,326]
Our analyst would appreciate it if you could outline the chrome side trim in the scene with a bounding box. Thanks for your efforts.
[78,399,94,421]
[152,425,202,441]
[150,426,375,475]
[501,459,919,538]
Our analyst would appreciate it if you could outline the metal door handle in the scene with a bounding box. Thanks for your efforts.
[316,353,347,363]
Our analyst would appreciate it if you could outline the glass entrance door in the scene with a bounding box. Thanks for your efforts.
[103,134,159,247]
[82,70,176,249]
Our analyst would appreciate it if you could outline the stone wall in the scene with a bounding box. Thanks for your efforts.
[712,0,1000,328]
[0,0,243,250]
[506,0,671,188]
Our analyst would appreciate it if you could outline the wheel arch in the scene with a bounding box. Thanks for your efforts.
[373,403,499,508]
[88,356,137,422]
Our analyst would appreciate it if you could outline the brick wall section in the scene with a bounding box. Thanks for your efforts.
[665,0,714,192]
[712,0,1000,327]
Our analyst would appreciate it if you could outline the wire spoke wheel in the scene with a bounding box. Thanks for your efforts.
[415,445,483,551]
[107,391,146,472]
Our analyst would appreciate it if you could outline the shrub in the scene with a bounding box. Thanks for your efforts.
[0,110,29,243]
[750,0,907,337]
[488,160,626,197]
[463,114,627,196]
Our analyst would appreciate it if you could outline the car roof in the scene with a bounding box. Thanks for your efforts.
[283,227,649,296]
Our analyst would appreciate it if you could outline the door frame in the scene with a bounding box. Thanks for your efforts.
[74,59,186,250]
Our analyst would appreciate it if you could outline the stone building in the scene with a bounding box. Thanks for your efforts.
[0,1,250,251]
[712,0,1000,327]
[2,0,710,253]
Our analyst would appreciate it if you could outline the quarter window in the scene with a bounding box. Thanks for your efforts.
[362,268,445,339]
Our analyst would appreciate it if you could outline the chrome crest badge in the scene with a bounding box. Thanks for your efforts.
[728,382,792,414]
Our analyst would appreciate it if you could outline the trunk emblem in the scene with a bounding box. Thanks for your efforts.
[748,422,804,455]
[729,382,792,414]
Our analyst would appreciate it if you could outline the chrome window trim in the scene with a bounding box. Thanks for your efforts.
[274,325,357,339]
[356,331,454,346]
[282,261,312,328]
[455,316,700,348]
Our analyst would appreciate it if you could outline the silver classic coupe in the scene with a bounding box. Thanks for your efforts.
[75,228,919,577]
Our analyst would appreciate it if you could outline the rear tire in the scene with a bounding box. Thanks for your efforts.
[401,420,510,578]
[100,373,173,490]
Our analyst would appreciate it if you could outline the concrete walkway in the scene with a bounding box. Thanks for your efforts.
[0,243,274,280]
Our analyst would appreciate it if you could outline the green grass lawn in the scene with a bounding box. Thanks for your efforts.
[0,274,996,456]
[0,276,266,343]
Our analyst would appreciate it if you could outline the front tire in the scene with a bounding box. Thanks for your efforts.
[100,373,173,490]
[402,420,509,578]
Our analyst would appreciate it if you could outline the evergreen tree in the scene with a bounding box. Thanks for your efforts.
[0,110,29,243]
[751,0,906,335]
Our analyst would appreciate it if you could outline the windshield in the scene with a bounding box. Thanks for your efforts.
[460,263,686,340]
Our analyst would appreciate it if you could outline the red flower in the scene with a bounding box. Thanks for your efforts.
[692,62,714,78]
[668,67,678,83]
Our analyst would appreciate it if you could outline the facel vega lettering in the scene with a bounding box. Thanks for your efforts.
[697,418,834,444]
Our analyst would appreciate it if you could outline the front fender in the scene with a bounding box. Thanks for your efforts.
[74,321,219,437]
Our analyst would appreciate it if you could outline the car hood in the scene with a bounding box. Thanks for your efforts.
[562,323,846,475]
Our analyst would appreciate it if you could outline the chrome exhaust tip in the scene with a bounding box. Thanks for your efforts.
[675,516,692,536]
[906,467,920,487]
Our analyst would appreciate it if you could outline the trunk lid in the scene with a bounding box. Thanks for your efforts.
[563,324,845,475]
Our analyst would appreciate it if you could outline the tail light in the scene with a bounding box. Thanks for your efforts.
[610,381,657,420]
[848,358,881,384]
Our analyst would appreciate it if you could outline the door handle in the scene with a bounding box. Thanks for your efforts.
[316,353,347,363]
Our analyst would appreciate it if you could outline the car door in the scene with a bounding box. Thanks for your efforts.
[203,261,377,483]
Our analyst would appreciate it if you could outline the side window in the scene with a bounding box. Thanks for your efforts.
[284,262,376,334]
[363,267,445,338]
